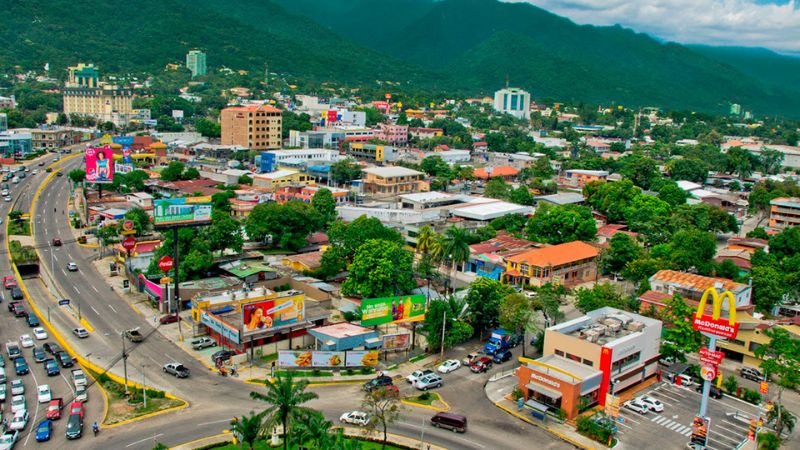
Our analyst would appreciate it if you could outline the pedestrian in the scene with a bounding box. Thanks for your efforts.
[152,314,157,324]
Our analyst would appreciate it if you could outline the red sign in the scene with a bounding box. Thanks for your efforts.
[122,220,135,232]
[699,347,725,366]
[693,315,740,339]
[158,256,174,273]
[701,365,716,381]
[760,381,768,395]
[122,237,136,251]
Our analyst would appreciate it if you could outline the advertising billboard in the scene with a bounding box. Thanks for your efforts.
[278,351,312,368]
[242,294,305,337]
[345,350,379,367]
[85,145,114,184]
[200,311,240,344]
[361,295,426,327]
[311,351,345,368]
[153,197,212,227]
[382,333,411,351]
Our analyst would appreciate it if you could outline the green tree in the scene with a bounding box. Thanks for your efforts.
[232,412,264,450]
[250,372,319,450]
[434,226,472,289]
[464,278,514,337]
[757,431,781,450]
[531,156,554,178]
[281,111,313,139]
[668,229,717,273]
[420,155,451,177]
[415,225,437,255]
[159,161,185,182]
[618,154,658,190]
[293,411,334,449]
[362,386,401,450]
[534,283,566,327]
[330,158,363,186]
[723,374,739,395]
[622,258,664,285]
[659,294,702,362]
[499,293,533,355]
[766,404,796,438]
[211,190,235,214]
[484,177,511,200]
[747,227,770,240]
[68,169,86,184]
[714,259,741,280]
[510,185,533,206]
[245,202,321,251]
[526,203,597,244]
[623,195,672,234]
[666,158,709,183]
[601,233,642,275]
[204,212,243,255]
[311,188,337,229]
[584,179,641,222]
[750,266,786,313]
[755,327,800,437]
[183,167,200,180]
[658,182,688,207]
[341,239,415,298]
[195,118,221,138]
[123,207,150,236]
[760,149,785,175]
[423,296,474,351]
[489,213,528,235]
[769,227,800,260]
[575,283,627,313]
[238,174,253,186]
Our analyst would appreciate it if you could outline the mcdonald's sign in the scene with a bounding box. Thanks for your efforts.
[692,287,740,339]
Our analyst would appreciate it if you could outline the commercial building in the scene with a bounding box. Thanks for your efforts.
[221,104,282,150]
[0,128,33,158]
[275,185,348,204]
[516,307,662,419]
[768,197,800,232]
[346,142,398,163]
[287,130,345,149]
[186,50,207,78]
[62,64,135,127]
[374,124,408,145]
[361,166,427,197]
[505,241,599,287]
[252,169,314,192]
[493,87,531,120]
[23,126,78,150]
[308,322,381,351]
[640,270,753,315]
[464,232,541,280]
[258,149,340,173]
[716,314,800,368]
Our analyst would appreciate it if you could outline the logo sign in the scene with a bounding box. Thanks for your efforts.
[699,347,725,366]
[692,287,740,339]
[360,295,426,326]
[58,299,71,306]
[158,256,174,273]
[122,236,136,251]
[701,365,717,382]
[122,220,135,232]
[153,197,212,227]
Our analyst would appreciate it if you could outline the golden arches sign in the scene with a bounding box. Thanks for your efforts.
[692,287,740,339]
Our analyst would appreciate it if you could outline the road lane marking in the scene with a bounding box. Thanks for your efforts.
[108,304,117,313]
[91,306,100,315]
[126,434,164,448]
[668,422,682,431]
[73,285,80,294]
[24,368,42,446]
[721,419,749,432]
[92,285,99,293]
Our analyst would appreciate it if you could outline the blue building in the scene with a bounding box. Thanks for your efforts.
[308,322,381,351]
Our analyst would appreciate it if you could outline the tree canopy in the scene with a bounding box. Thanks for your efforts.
[526,203,597,244]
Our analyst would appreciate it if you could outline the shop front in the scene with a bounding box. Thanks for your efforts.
[517,354,603,419]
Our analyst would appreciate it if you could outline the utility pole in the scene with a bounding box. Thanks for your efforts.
[142,364,147,409]
[440,310,447,361]
[121,332,129,395]
[173,227,182,341]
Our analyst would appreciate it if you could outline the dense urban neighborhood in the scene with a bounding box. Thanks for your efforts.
[0,2,799,450]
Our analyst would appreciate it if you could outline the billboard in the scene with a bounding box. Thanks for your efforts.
[153,197,212,227]
[361,295,426,327]
[200,311,240,344]
[312,351,345,368]
[345,350,379,367]
[242,294,305,337]
[278,351,312,368]
[85,145,114,184]
[382,333,411,351]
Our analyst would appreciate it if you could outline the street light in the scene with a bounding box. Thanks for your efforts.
[141,364,147,409]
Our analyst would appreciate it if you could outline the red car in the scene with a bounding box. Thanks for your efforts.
[52,238,62,247]
[46,398,63,420]
[69,400,84,418]
[159,314,181,325]
[469,356,494,373]
[3,276,16,289]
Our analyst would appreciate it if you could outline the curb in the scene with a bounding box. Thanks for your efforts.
[169,433,231,450]
[338,426,449,450]
[494,402,598,450]
[105,397,189,428]
[400,394,451,412]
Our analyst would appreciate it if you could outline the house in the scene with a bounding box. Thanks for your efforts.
[361,166,427,197]
[595,224,638,245]
[283,251,324,272]
[474,166,519,181]
[275,185,349,204]
[252,169,314,192]
[535,193,585,206]
[640,270,754,315]
[219,260,278,284]
[504,241,599,287]
[464,232,541,280]
[125,192,154,210]
[563,170,608,187]
[409,127,444,140]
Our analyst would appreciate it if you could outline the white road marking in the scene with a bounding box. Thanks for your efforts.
[24,368,42,446]
[73,285,80,294]
[651,415,661,422]
[668,422,682,431]
[108,304,116,313]
[91,306,100,315]
[126,434,164,448]
[52,254,58,261]
[721,419,749,432]
[92,285,99,293]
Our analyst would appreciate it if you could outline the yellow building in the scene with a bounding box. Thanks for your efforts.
[361,166,428,197]
[347,142,395,163]
[252,169,314,192]
[716,314,800,368]
[62,64,134,126]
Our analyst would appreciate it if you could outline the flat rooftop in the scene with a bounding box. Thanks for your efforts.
[310,322,375,339]
[549,306,661,346]
[534,354,602,383]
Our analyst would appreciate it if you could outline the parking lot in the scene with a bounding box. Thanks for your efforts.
[614,381,762,450]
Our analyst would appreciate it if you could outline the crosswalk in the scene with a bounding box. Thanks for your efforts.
[650,414,693,436]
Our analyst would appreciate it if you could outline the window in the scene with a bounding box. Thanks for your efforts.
[555,350,564,357]
[582,358,593,366]
[611,352,641,373]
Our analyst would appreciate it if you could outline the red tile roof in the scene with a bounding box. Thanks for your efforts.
[506,241,599,267]
[474,166,519,179]
[650,270,746,292]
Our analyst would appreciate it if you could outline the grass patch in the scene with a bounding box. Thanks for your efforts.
[259,249,290,255]
[403,391,440,406]
[9,240,37,264]
[88,369,185,425]
[409,354,427,363]
[209,437,409,450]
[275,370,334,377]
[258,353,278,364]
[8,219,31,236]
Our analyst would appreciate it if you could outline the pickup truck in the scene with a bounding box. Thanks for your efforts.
[71,369,87,388]
[191,337,216,350]
[124,329,144,343]
[162,362,190,378]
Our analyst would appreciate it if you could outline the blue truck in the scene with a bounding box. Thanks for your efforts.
[483,329,511,355]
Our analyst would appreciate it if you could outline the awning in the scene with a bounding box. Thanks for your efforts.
[525,399,550,412]
[526,382,563,400]
[365,337,382,344]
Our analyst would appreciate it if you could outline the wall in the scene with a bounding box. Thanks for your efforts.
[543,329,601,368]
[516,364,583,419]
[262,276,330,302]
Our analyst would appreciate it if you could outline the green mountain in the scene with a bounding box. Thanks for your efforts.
[2,0,800,116]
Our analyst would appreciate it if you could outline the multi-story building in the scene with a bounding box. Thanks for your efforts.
[0,130,33,159]
[186,50,207,78]
[275,185,349,204]
[62,64,134,127]
[287,130,345,149]
[258,149,340,173]
[347,143,398,163]
[493,87,531,120]
[21,127,78,150]
[221,105,282,150]
[563,169,609,187]
[374,124,408,145]
[516,307,662,419]
[716,315,800,369]
[768,197,800,232]
[409,127,444,140]
[504,241,599,287]
[252,169,314,192]
[361,166,427,197]
[639,270,753,315]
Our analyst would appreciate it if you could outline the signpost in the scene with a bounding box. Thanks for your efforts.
[158,256,174,273]
[122,236,136,255]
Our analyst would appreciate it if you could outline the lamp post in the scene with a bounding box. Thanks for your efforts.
[440,310,447,361]
[141,364,147,409]
[120,331,129,395]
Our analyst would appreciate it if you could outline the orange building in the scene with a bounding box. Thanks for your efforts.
[768,197,800,231]
[221,104,282,150]
[563,169,609,187]
[504,241,599,287]
[474,165,519,181]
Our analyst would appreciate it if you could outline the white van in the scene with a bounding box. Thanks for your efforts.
[11,177,19,184]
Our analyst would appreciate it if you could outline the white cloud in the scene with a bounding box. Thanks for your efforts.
[505,0,800,52]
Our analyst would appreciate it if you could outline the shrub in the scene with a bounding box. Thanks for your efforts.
[511,386,524,401]
[359,366,374,375]
[576,416,613,445]
[723,375,739,395]
[742,388,762,404]
[418,392,431,401]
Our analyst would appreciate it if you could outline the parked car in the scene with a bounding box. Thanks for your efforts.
[44,359,60,376]
[43,343,62,355]
[10,379,24,395]
[430,412,467,433]
[507,333,525,348]
[72,328,89,339]
[65,413,83,439]
[32,346,46,363]
[211,350,234,363]
[12,305,27,318]
[9,411,29,432]
[437,359,461,374]
[5,342,21,358]
[19,334,34,348]
[9,288,22,301]
[676,374,694,387]
[3,276,16,289]
[0,366,7,384]
[406,369,434,384]
[0,383,5,401]
[125,328,144,343]
[69,401,84,418]
[159,314,181,324]
[623,399,649,415]
[415,373,443,391]
[469,356,493,373]
[75,385,87,403]
[740,367,763,382]
[11,395,26,414]
[0,430,18,449]
[339,410,370,427]
[190,337,216,350]
[37,385,51,403]
[56,352,73,368]
[636,396,664,412]
[13,357,29,375]
[492,349,513,364]
[696,384,724,399]
[462,352,487,367]
[7,301,21,313]
[32,328,47,340]
[71,369,87,388]
[163,362,190,378]
[46,398,63,420]
[35,419,53,442]
[26,314,39,327]
[363,375,393,392]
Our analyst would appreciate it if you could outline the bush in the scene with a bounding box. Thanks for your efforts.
[576,416,613,445]
[511,386,524,401]
[418,392,431,401]
[742,388,762,404]
[723,375,739,395]
[359,367,374,375]
[551,408,567,421]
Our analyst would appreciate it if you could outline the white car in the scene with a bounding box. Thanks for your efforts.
[37,384,51,403]
[0,384,5,401]
[0,430,18,450]
[676,374,694,387]
[10,379,24,396]
[32,328,47,340]
[339,410,370,427]
[10,395,25,414]
[414,373,443,391]
[72,327,89,338]
[3,196,10,202]
[623,399,649,415]
[19,335,34,348]
[67,262,78,272]
[75,384,87,403]
[8,411,28,431]
[406,369,434,384]
[437,359,461,374]
[637,395,664,413]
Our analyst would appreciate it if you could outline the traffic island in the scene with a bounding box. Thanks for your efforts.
[401,392,450,411]
[88,369,187,426]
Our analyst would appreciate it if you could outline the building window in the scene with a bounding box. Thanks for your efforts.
[729,339,746,347]
[582,358,593,366]
[555,350,564,357]
[611,352,641,373]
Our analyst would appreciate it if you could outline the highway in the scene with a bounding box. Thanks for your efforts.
[16,145,566,450]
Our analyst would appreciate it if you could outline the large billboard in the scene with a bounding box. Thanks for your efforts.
[85,145,114,184]
[382,333,411,351]
[153,197,212,227]
[277,350,378,368]
[242,294,305,337]
[361,295,426,327]
[345,350,379,367]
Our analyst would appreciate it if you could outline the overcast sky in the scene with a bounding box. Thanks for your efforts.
[505,0,800,53]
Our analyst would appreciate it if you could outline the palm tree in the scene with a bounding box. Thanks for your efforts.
[294,411,333,448]
[250,372,319,450]
[438,226,472,292]
[231,412,263,450]
[415,225,437,255]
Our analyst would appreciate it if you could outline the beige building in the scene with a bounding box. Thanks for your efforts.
[221,105,282,150]
[768,197,800,232]
[252,169,314,192]
[62,63,135,126]
[361,166,428,197]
